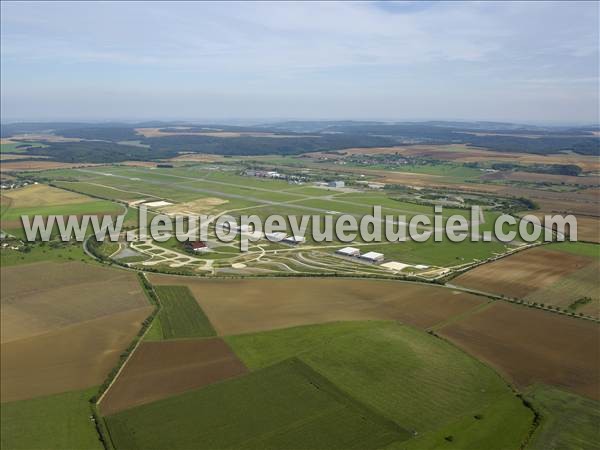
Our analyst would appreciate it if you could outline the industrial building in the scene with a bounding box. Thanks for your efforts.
[328,180,345,188]
[218,221,252,233]
[336,247,360,257]
[282,235,306,245]
[265,232,287,242]
[360,251,384,263]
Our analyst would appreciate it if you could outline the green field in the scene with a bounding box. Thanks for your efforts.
[226,321,532,448]
[525,385,600,450]
[550,241,600,259]
[0,241,88,266]
[105,358,409,450]
[0,141,46,154]
[53,180,148,202]
[1,200,124,239]
[150,285,216,339]
[1,387,102,450]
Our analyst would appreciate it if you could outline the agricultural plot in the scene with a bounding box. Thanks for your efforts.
[453,243,599,317]
[149,285,216,339]
[0,241,86,267]
[1,307,151,403]
[148,275,487,335]
[0,183,122,237]
[1,386,102,450]
[438,301,600,400]
[105,358,408,450]
[1,261,149,343]
[99,338,247,415]
[525,385,600,450]
[226,321,532,449]
[1,261,152,402]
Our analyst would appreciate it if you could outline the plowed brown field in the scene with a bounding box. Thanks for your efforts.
[1,261,149,343]
[453,247,593,299]
[148,276,487,335]
[438,302,600,400]
[1,261,153,402]
[98,338,247,415]
[1,307,151,402]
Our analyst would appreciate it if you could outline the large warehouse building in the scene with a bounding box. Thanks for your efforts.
[336,247,361,257]
[360,251,384,263]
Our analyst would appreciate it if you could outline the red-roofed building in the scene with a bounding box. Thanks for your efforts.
[185,241,207,252]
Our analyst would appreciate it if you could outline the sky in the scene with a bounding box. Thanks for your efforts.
[1,1,598,124]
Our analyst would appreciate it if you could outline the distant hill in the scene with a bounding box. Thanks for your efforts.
[1,120,598,162]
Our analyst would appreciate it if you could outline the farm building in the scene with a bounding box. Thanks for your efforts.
[282,235,306,245]
[336,247,360,257]
[328,180,345,188]
[360,251,384,263]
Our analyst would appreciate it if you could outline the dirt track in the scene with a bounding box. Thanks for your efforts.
[148,276,486,335]
[99,338,248,415]
[438,302,600,400]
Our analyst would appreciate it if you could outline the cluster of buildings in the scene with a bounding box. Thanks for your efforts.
[243,169,307,184]
[244,169,283,179]
[218,221,307,245]
[0,180,36,190]
[335,246,384,263]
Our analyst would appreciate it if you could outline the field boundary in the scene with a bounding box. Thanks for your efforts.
[290,357,410,437]
[92,272,161,450]
[425,329,542,449]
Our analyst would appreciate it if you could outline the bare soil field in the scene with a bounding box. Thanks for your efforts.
[9,133,82,142]
[1,307,151,402]
[525,260,599,316]
[1,184,94,208]
[538,200,599,218]
[1,261,149,343]
[0,161,99,172]
[571,216,600,243]
[438,302,600,400]
[525,189,600,217]
[0,154,50,161]
[521,211,600,243]
[453,247,594,299]
[148,276,486,335]
[99,338,248,415]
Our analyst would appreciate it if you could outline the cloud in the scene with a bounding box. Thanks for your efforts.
[1,1,598,122]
